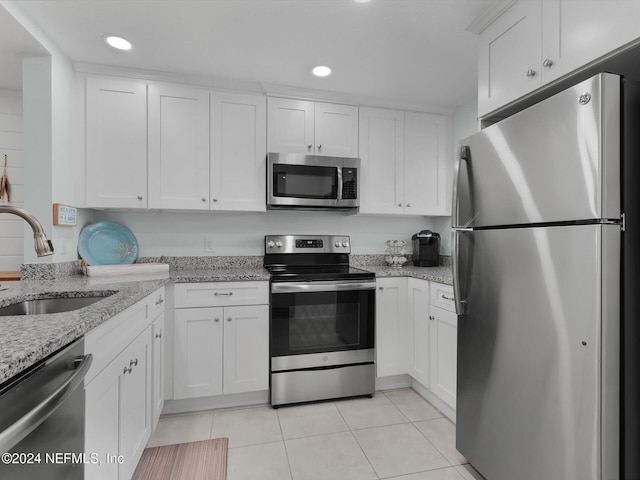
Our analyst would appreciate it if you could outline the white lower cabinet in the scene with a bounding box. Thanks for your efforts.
[173,282,269,400]
[375,278,457,414]
[84,287,164,480]
[408,278,430,387]
[429,283,457,411]
[375,277,409,377]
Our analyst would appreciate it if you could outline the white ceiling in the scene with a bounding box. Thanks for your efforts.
[4,0,502,111]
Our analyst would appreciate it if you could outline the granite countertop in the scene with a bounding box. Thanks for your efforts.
[0,261,450,385]
[363,265,453,285]
[0,273,170,384]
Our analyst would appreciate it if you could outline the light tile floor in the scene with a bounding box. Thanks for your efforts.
[147,388,485,480]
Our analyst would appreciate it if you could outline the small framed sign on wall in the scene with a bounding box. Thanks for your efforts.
[53,203,77,226]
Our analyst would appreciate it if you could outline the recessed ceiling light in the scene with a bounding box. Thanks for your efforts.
[104,35,132,51]
[312,66,332,77]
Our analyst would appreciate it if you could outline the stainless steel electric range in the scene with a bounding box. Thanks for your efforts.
[264,235,376,407]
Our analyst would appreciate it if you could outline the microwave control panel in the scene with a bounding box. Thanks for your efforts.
[342,168,358,199]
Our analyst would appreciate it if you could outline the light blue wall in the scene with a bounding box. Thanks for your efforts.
[88,209,446,256]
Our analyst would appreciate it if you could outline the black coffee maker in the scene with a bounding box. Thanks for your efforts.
[411,230,440,267]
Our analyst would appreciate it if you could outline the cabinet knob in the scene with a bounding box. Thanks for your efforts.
[227,317,232,322]
[212,198,218,203]
[542,58,554,68]
[202,197,207,202]
[429,315,435,321]
[137,195,143,200]
[123,366,132,375]
[307,144,313,150]
[406,203,411,207]
[214,317,220,323]
[155,297,164,305]
[317,144,322,151]
[378,286,384,291]
[526,69,537,78]
[130,358,138,367]
[155,332,162,339]
[398,203,403,207]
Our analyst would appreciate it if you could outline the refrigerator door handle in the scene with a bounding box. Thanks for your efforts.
[452,227,471,315]
[452,145,469,228]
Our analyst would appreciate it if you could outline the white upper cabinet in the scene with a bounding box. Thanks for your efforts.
[478,0,542,117]
[359,107,450,216]
[211,92,267,212]
[86,77,147,209]
[359,108,404,215]
[404,112,450,216]
[267,97,358,157]
[148,83,210,210]
[478,0,640,117]
[83,75,267,212]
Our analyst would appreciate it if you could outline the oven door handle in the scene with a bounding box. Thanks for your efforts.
[271,280,376,294]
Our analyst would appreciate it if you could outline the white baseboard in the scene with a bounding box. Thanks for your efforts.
[162,390,269,415]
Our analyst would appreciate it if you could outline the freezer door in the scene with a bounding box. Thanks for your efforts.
[453,73,621,228]
[455,224,620,480]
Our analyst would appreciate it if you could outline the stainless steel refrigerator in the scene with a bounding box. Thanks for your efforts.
[452,72,640,480]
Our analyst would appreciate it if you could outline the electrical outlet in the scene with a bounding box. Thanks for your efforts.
[204,236,215,253]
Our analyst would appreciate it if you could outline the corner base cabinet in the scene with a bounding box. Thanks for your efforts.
[375,278,457,416]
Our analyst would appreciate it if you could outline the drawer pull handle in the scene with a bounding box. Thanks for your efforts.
[155,332,162,339]
[123,366,132,375]
[214,292,233,296]
[429,315,435,321]
[130,358,138,367]
[441,294,455,301]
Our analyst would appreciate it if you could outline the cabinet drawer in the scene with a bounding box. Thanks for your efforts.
[430,282,455,313]
[174,281,269,308]
[148,287,166,319]
[84,298,150,384]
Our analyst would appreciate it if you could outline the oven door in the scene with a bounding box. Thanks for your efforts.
[270,280,375,369]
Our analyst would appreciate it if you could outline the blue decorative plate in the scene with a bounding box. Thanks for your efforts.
[78,222,139,265]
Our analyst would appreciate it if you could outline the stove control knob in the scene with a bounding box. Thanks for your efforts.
[335,241,341,248]
[267,241,275,249]
[342,241,349,248]
[275,241,283,248]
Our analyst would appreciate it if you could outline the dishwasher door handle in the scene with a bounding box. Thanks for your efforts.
[0,353,92,453]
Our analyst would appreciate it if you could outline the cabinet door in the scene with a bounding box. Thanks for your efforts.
[85,366,120,480]
[408,278,429,386]
[314,102,359,157]
[86,77,147,208]
[174,307,223,399]
[542,0,640,83]
[375,277,409,377]
[152,313,165,429]
[359,108,405,214]
[267,97,314,154]
[222,305,269,394]
[478,0,542,117]
[429,306,457,410]
[119,327,152,480]
[211,92,267,211]
[404,112,450,215]
[148,84,210,210]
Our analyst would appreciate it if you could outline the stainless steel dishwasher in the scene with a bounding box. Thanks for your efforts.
[0,338,92,480]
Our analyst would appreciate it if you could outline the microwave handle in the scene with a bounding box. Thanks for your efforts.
[337,167,343,200]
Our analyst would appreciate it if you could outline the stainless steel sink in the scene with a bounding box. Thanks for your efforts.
[0,294,114,316]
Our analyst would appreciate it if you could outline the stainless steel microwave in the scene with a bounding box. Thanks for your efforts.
[267,153,360,210]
